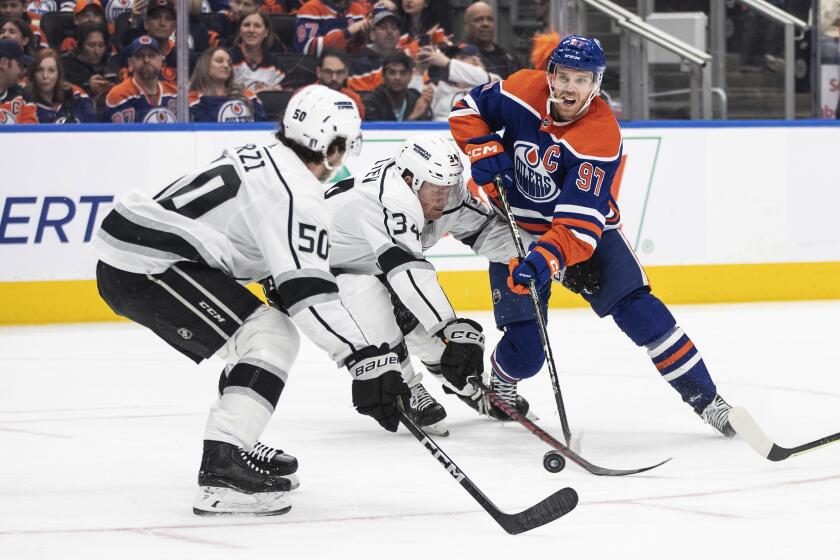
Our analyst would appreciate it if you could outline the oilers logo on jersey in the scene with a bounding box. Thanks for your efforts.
[144,107,177,123]
[218,100,251,123]
[0,109,17,125]
[512,140,560,203]
[105,0,132,24]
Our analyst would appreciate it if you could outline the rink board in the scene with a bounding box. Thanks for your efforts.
[1,121,840,324]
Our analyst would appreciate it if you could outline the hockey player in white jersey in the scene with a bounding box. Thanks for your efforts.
[309,133,516,434]
[92,85,410,517]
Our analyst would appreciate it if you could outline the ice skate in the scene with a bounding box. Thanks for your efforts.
[408,383,449,436]
[697,394,737,438]
[487,372,530,421]
[244,442,300,490]
[442,383,488,415]
[193,440,291,516]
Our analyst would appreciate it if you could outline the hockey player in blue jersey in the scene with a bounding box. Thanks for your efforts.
[449,34,738,437]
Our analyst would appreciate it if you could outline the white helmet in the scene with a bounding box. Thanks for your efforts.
[393,134,464,194]
[282,85,362,162]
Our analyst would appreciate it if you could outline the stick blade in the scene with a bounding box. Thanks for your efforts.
[728,406,775,459]
[498,487,578,535]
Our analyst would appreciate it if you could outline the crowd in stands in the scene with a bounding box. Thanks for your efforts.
[0,0,534,124]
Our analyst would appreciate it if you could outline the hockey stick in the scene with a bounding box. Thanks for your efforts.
[728,407,840,462]
[493,175,572,447]
[399,412,578,534]
[484,390,671,476]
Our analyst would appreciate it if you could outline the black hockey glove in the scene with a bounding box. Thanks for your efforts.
[561,259,601,296]
[438,319,485,391]
[347,344,410,432]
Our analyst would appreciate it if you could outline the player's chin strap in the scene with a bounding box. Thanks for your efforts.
[546,74,602,123]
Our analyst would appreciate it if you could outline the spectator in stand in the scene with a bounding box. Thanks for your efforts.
[61,23,114,96]
[118,0,195,83]
[531,0,549,33]
[362,50,430,121]
[0,0,46,49]
[26,0,57,22]
[186,0,212,53]
[314,47,364,117]
[416,42,499,121]
[103,35,176,122]
[188,46,265,122]
[25,48,95,121]
[58,0,105,52]
[293,0,370,56]
[0,39,37,123]
[396,0,447,57]
[0,17,36,56]
[260,0,290,16]
[462,1,520,79]
[346,5,399,92]
[209,0,258,48]
[230,11,284,91]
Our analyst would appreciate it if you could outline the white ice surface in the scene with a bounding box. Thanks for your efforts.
[2,302,840,559]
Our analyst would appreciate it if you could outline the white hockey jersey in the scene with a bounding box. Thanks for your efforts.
[92,141,371,365]
[325,156,513,335]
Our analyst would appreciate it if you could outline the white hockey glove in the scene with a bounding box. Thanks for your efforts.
[438,319,485,391]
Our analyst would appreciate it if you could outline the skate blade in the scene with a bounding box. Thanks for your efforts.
[526,409,539,421]
[422,419,450,437]
[193,486,291,516]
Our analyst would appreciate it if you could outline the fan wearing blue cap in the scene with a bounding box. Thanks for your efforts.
[448,35,739,437]
[102,35,177,123]
[0,38,38,124]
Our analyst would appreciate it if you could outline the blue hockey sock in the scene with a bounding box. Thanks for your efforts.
[646,326,716,412]
[611,290,716,411]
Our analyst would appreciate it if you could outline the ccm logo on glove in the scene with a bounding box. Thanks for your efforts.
[447,329,485,344]
[467,143,501,160]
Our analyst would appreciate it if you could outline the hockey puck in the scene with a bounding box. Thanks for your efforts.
[543,450,566,473]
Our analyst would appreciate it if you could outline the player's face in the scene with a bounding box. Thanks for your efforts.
[548,65,597,121]
[370,19,399,52]
[0,0,24,19]
[209,49,232,82]
[34,56,58,95]
[239,13,267,48]
[80,31,106,63]
[131,48,162,81]
[75,6,104,25]
[145,9,175,41]
[317,55,347,91]
[229,0,257,19]
[417,181,451,220]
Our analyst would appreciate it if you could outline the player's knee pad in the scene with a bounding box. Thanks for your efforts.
[492,320,545,381]
[609,289,677,347]
[218,305,299,379]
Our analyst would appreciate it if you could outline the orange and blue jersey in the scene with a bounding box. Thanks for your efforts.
[35,85,96,123]
[449,68,622,268]
[188,89,266,122]
[292,0,369,56]
[0,86,39,125]
[103,77,178,123]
